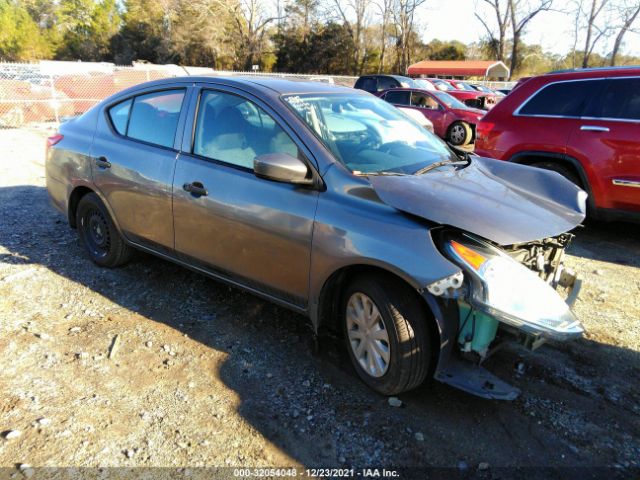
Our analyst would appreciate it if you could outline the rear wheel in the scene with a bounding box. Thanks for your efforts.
[76,193,133,267]
[447,121,473,146]
[342,274,430,395]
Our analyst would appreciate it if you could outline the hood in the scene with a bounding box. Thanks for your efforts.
[369,157,587,245]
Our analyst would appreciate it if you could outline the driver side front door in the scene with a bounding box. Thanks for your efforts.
[172,87,320,307]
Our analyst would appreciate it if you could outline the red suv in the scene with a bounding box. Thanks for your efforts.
[475,67,640,222]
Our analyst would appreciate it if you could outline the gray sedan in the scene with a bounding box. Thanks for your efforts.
[46,76,586,399]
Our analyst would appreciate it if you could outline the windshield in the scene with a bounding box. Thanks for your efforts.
[412,79,436,91]
[432,79,454,91]
[457,82,476,91]
[282,93,456,175]
[431,91,468,109]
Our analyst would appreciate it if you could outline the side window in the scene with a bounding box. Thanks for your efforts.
[127,90,185,148]
[519,81,594,117]
[377,76,397,91]
[357,77,377,92]
[193,90,300,170]
[384,90,410,105]
[108,99,131,135]
[592,78,640,120]
[411,92,439,110]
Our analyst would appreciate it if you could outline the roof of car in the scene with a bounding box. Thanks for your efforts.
[360,74,413,81]
[117,75,359,96]
[543,65,640,80]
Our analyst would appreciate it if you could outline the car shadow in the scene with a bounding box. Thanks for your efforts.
[567,221,640,267]
[1,185,639,475]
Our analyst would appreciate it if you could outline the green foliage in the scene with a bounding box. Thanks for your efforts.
[273,22,355,74]
[422,39,467,61]
[2,0,640,77]
[0,0,51,60]
[55,0,121,61]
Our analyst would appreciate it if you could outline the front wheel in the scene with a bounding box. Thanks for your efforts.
[76,192,133,267]
[447,121,473,146]
[342,275,431,395]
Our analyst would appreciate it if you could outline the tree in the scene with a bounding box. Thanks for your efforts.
[211,0,280,70]
[610,0,640,66]
[55,0,121,61]
[391,0,427,73]
[285,0,320,40]
[474,0,511,62]
[170,0,236,68]
[507,0,553,78]
[423,39,467,60]
[332,0,371,75]
[111,0,178,65]
[581,0,611,67]
[0,0,51,61]
[373,0,392,72]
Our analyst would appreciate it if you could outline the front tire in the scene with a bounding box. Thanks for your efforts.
[76,192,133,267]
[447,121,473,146]
[342,274,430,395]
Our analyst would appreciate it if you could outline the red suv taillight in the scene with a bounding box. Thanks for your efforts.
[47,133,64,149]
[475,121,495,140]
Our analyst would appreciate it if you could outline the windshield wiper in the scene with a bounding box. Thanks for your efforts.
[414,158,468,175]
[354,171,407,176]
[414,147,472,175]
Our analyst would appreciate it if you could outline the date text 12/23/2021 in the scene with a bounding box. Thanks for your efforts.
[233,468,400,478]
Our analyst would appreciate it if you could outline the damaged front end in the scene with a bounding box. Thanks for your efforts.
[427,229,583,400]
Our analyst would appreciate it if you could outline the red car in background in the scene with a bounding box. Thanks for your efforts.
[475,66,640,222]
[379,88,485,146]
[419,78,497,110]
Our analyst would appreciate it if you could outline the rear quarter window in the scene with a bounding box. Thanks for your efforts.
[108,99,132,135]
[377,76,398,91]
[356,77,377,92]
[518,80,598,117]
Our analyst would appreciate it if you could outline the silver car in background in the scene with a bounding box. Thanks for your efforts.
[46,77,586,399]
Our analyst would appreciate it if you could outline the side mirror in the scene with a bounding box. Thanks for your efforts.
[254,153,313,185]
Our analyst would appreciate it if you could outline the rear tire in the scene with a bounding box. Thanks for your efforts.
[447,121,473,146]
[342,274,430,395]
[76,192,133,267]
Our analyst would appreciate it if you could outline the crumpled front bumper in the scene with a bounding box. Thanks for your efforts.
[432,269,583,400]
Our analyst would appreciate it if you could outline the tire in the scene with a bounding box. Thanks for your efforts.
[342,274,430,395]
[447,121,473,146]
[530,161,582,188]
[76,192,133,267]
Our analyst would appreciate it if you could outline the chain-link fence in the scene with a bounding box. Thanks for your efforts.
[0,61,360,128]
[0,60,515,128]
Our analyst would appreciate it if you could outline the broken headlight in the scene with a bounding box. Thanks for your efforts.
[445,234,584,339]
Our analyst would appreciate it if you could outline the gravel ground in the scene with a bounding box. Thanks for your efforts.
[1,127,639,478]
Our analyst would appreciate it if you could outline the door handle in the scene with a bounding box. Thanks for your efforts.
[183,181,208,197]
[95,156,111,168]
[580,125,609,132]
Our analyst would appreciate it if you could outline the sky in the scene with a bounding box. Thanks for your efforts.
[417,0,640,58]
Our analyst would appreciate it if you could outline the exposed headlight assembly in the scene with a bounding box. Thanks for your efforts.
[445,234,584,339]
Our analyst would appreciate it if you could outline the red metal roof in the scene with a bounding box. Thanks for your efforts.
[407,60,510,78]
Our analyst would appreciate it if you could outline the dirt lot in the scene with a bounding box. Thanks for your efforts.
[1,127,639,478]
